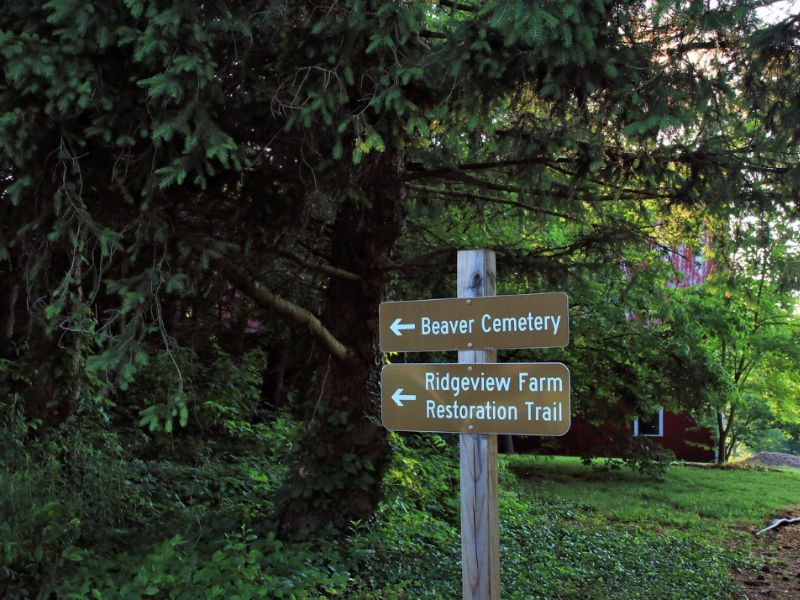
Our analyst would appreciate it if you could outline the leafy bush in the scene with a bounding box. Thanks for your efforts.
[342,434,461,597]
[582,436,676,482]
[0,347,345,599]
[54,530,351,599]
[0,395,132,597]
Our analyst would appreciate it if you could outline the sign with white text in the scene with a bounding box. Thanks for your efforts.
[381,362,570,435]
[379,293,568,352]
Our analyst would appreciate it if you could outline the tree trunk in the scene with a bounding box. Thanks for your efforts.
[279,151,406,530]
[716,410,727,463]
[716,407,736,464]
[0,279,19,353]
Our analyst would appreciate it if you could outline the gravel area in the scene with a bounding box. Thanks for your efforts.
[744,451,800,468]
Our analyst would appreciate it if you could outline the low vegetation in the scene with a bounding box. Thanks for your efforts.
[507,455,800,529]
[351,452,800,599]
[5,402,800,600]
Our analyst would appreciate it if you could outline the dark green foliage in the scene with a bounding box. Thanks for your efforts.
[346,443,750,599]
[582,437,677,482]
[499,499,742,600]
[3,0,800,576]
[0,349,346,598]
[58,532,352,599]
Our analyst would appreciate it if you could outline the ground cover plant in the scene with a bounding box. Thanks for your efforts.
[347,449,800,599]
[4,409,799,599]
[501,455,800,598]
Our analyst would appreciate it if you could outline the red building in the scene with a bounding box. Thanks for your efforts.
[515,242,718,462]
[561,411,713,462]
[512,409,715,462]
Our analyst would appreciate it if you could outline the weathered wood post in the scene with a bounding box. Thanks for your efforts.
[379,249,570,597]
[457,249,500,600]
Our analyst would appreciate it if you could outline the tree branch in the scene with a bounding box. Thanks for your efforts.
[276,248,361,282]
[438,0,478,12]
[406,184,580,221]
[405,157,549,181]
[420,169,528,194]
[666,39,730,57]
[419,30,448,39]
[212,258,354,364]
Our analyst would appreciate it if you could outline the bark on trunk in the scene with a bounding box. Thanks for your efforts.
[0,279,19,353]
[280,151,406,530]
[716,409,730,464]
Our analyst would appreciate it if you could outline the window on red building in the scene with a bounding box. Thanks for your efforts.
[634,409,664,437]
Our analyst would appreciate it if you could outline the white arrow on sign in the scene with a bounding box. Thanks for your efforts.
[392,389,417,407]
[390,318,416,336]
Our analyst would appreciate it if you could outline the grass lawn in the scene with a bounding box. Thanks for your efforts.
[505,455,800,531]
[496,455,800,599]
[350,449,800,599]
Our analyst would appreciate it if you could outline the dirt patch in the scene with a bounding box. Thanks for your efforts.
[733,510,800,599]
[728,455,800,597]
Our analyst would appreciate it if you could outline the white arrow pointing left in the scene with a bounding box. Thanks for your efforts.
[390,318,416,336]
[392,389,417,407]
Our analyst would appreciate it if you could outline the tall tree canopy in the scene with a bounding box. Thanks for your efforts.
[2,0,799,530]
[689,214,800,461]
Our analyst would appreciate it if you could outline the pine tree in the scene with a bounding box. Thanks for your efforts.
[2,0,798,527]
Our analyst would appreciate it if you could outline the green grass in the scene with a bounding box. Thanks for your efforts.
[504,455,800,531]
[347,448,800,599]
[491,456,800,599]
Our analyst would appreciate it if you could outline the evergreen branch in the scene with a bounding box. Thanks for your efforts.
[408,157,682,203]
[212,258,354,364]
[429,170,523,193]
[418,31,449,39]
[666,39,730,56]
[407,147,794,192]
[405,157,548,180]
[406,184,580,221]
[438,0,478,12]
[276,249,361,282]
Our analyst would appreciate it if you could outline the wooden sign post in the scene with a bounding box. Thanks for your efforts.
[378,249,571,599]
[458,250,500,600]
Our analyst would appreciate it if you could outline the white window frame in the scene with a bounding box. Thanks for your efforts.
[634,408,664,437]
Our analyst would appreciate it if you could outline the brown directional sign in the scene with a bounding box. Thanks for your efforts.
[381,362,570,435]
[379,292,568,352]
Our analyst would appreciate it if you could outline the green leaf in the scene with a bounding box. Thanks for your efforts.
[61,546,85,562]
